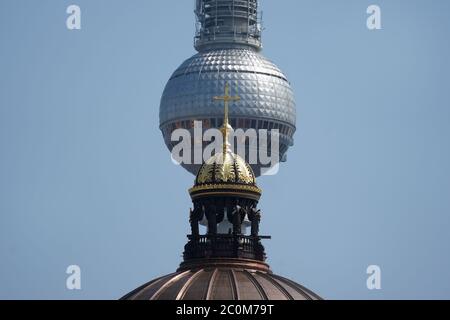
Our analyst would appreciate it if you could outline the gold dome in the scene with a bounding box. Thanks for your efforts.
[189,148,262,201]
[196,149,256,185]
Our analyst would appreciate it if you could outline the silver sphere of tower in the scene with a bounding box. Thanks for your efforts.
[159,0,297,176]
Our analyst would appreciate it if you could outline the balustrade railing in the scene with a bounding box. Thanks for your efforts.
[184,234,269,261]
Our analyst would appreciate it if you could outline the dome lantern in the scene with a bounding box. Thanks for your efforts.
[123,82,321,301]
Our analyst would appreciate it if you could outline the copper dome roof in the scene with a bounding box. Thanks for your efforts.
[121,267,321,301]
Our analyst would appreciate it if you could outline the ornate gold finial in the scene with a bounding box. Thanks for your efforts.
[213,83,240,154]
[189,82,261,200]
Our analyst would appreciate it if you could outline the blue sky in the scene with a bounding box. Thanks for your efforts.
[1,0,450,299]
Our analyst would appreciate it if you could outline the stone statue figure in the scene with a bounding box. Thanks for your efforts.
[249,206,261,237]
[206,204,217,235]
[189,203,205,237]
[232,201,245,235]
[189,208,200,237]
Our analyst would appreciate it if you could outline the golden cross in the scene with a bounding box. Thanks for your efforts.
[213,83,240,154]
[213,83,240,127]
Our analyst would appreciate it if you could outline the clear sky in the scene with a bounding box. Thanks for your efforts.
[1,0,450,300]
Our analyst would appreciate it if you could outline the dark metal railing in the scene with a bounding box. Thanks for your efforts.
[183,234,270,261]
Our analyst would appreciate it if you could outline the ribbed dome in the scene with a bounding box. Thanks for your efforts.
[121,267,321,301]
[196,149,256,186]
[189,142,262,201]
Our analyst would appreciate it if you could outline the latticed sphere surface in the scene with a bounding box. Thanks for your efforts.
[122,268,321,300]
[159,48,297,176]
